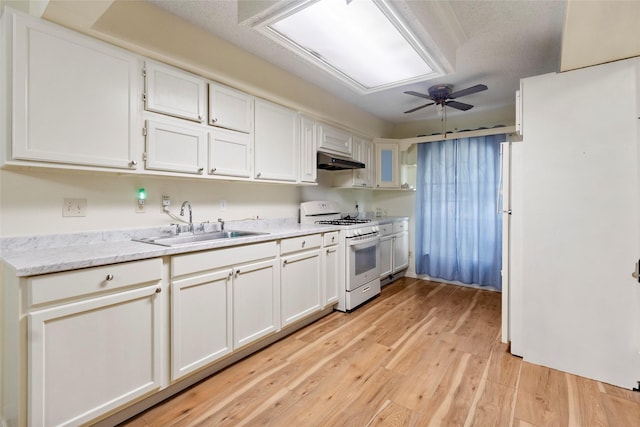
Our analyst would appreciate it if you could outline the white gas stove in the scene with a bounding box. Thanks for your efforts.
[300,201,381,311]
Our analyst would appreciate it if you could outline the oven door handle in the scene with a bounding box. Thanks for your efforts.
[348,236,380,249]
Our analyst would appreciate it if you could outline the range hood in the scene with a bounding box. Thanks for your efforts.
[317,151,365,170]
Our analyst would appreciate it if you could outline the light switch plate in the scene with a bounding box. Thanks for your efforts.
[63,198,87,217]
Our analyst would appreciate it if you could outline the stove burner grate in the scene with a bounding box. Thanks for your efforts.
[315,218,372,226]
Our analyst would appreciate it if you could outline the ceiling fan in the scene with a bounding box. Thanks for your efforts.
[404,84,488,114]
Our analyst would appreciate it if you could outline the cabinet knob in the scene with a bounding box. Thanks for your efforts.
[198,115,203,121]
[105,274,114,281]
[211,168,217,173]
[129,160,137,168]
[256,172,261,178]
[301,241,306,247]
[283,260,288,266]
[198,167,204,174]
[212,118,218,124]
[155,287,162,294]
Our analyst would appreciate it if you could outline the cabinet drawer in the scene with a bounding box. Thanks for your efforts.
[172,241,277,277]
[27,258,162,308]
[280,234,322,255]
[393,221,408,233]
[378,223,393,236]
[323,231,339,247]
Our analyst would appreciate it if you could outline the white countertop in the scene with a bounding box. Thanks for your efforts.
[1,220,340,277]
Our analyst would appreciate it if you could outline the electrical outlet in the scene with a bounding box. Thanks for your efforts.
[135,199,145,213]
[63,198,87,217]
[162,195,171,207]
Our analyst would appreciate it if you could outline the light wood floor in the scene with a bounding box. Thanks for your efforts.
[121,277,640,426]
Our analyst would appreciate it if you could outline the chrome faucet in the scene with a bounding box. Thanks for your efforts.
[218,218,225,231]
[180,201,193,233]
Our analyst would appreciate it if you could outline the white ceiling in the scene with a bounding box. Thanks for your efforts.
[149,0,566,124]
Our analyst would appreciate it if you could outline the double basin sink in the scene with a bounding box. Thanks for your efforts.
[135,230,267,247]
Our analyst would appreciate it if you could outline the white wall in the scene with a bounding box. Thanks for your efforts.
[0,169,301,237]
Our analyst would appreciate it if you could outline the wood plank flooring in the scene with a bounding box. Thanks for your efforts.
[120,278,640,426]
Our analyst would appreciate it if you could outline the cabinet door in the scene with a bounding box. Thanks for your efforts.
[209,83,253,133]
[299,115,318,183]
[353,137,374,187]
[145,119,207,174]
[209,128,252,178]
[254,100,299,182]
[233,258,279,349]
[11,12,139,170]
[376,143,400,188]
[28,286,163,426]
[171,269,233,381]
[379,235,393,278]
[281,250,321,326]
[393,232,409,272]
[323,245,339,306]
[144,61,206,123]
[318,123,352,156]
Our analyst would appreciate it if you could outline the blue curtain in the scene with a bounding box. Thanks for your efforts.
[415,135,503,289]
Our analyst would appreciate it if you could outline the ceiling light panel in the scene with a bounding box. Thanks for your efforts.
[256,0,445,93]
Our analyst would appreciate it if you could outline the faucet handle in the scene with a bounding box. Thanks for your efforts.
[217,218,225,231]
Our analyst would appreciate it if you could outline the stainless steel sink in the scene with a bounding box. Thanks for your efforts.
[134,230,267,247]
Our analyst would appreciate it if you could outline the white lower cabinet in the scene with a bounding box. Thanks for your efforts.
[170,269,233,381]
[322,232,340,307]
[393,229,409,272]
[26,259,164,427]
[392,220,409,273]
[232,258,280,348]
[171,241,279,372]
[280,234,322,326]
[379,233,393,279]
[379,220,409,282]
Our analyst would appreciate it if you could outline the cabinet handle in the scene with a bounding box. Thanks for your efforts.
[301,241,306,248]
[235,269,240,277]
[155,287,162,294]
[331,236,335,242]
[129,160,137,168]
[198,167,204,174]
[283,259,288,266]
[105,274,114,281]
[256,172,261,178]
[212,118,218,124]
[198,115,203,121]
[211,168,217,173]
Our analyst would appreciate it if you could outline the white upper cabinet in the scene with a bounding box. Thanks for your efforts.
[209,128,253,178]
[144,118,207,175]
[254,99,298,182]
[375,142,400,188]
[299,115,318,183]
[143,61,206,123]
[318,123,352,156]
[335,136,373,188]
[9,10,139,170]
[209,83,253,133]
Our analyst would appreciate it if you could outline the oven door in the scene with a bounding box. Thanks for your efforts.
[346,234,380,291]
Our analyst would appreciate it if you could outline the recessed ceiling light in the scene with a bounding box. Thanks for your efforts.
[253,0,446,94]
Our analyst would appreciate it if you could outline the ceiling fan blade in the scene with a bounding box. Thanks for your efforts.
[404,91,433,100]
[449,84,487,99]
[445,100,474,111]
[404,102,434,114]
